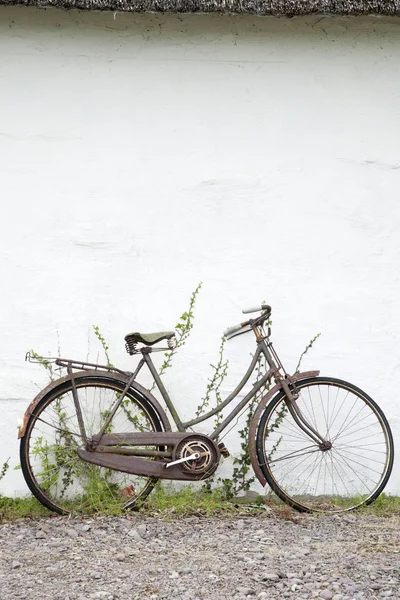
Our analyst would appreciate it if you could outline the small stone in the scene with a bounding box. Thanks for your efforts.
[136,524,147,536]
[169,571,179,579]
[258,594,269,600]
[127,529,142,542]
[263,573,280,581]
[12,560,22,569]
[320,591,334,600]
[115,553,125,562]
[181,567,192,574]
[332,595,344,600]
[81,524,91,532]
[45,566,58,573]
[370,584,382,590]
[237,588,255,595]
[35,531,46,539]
[48,541,65,548]
[65,528,79,539]
[255,553,265,560]
[237,520,245,531]
[342,515,357,523]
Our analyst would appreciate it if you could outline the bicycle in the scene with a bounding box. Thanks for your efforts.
[19,304,394,515]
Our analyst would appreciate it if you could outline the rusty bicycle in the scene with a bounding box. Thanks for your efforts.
[20,304,394,514]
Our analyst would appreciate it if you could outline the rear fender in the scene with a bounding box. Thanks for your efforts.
[248,371,320,488]
[18,370,172,439]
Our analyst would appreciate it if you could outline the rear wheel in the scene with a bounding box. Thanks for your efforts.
[20,376,164,515]
[256,377,394,513]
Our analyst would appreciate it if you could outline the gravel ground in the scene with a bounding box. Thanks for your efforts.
[0,511,399,600]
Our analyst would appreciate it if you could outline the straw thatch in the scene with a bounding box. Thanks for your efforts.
[1,0,400,16]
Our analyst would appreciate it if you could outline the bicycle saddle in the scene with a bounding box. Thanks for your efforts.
[124,331,175,346]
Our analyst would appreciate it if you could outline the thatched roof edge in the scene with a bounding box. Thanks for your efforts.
[2,0,400,16]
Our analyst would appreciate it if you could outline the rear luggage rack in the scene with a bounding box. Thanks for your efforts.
[25,352,130,376]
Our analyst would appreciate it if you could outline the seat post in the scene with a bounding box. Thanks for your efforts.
[142,351,185,431]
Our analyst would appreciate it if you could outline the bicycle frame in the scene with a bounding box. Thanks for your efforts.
[96,331,327,448]
[20,320,326,488]
[138,343,274,439]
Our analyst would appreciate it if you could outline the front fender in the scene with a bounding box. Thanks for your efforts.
[248,370,320,488]
[18,369,172,439]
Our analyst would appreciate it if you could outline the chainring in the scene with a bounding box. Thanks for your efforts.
[173,434,220,478]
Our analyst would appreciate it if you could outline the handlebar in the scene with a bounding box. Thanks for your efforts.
[224,304,271,340]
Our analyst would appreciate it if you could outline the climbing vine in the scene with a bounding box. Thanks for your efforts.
[28,284,321,504]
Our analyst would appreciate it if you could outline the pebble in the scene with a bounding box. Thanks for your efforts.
[343,515,357,523]
[263,573,280,581]
[115,553,125,562]
[35,531,46,539]
[136,524,147,536]
[0,513,398,600]
[319,590,334,599]
[237,588,255,595]
[47,541,65,548]
[65,528,79,539]
[127,528,142,542]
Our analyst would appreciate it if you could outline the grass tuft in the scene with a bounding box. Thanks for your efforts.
[0,488,399,523]
[141,484,267,518]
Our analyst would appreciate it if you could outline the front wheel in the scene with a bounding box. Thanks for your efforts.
[256,377,394,513]
[20,376,164,515]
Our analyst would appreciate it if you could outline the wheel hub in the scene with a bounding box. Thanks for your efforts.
[319,440,332,452]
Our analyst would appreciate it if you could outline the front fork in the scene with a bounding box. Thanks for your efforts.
[279,377,332,451]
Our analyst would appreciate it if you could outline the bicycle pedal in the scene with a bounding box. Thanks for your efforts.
[218,442,230,458]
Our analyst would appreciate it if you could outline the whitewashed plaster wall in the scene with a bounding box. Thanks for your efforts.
[0,7,399,496]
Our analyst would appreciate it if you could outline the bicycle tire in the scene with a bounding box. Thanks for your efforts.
[256,377,394,513]
[20,375,164,515]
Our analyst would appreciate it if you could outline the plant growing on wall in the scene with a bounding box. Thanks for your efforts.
[0,459,10,484]
[28,284,320,509]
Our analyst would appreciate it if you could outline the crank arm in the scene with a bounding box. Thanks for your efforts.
[164,452,200,469]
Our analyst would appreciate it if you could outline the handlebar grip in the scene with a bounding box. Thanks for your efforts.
[242,304,271,315]
[242,306,262,314]
[223,323,243,338]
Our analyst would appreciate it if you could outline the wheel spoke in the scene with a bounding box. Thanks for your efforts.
[258,379,392,513]
[22,379,161,514]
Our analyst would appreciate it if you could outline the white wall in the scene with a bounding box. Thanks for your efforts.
[0,7,399,496]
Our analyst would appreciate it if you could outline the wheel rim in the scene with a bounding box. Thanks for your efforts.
[259,380,392,512]
[24,381,160,514]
